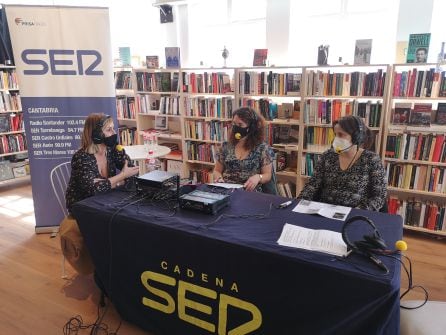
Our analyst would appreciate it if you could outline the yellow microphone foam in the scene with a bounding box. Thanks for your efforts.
[116,144,124,151]
[234,133,241,140]
[395,240,407,251]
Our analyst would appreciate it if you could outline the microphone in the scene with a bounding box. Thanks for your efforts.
[234,133,242,140]
[116,144,124,152]
[395,240,408,251]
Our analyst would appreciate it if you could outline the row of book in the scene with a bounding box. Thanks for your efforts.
[239,98,278,120]
[189,168,213,184]
[277,181,296,198]
[392,69,446,98]
[135,71,179,92]
[391,102,446,126]
[0,70,19,90]
[0,113,24,133]
[116,96,136,120]
[386,163,446,194]
[387,198,446,231]
[114,71,132,90]
[305,70,387,97]
[303,126,335,148]
[118,126,137,146]
[0,91,21,112]
[385,133,446,162]
[303,99,382,127]
[301,153,322,177]
[0,133,27,154]
[182,96,234,119]
[183,120,230,142]
[182,72,232,94]
[238,71,301,96]
[186,142,216,163]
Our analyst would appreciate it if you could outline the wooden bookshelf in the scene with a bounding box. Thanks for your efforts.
[383,63,446,236]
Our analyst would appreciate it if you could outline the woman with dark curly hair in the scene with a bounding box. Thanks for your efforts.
[213,107,274,192]
[298,115,387,211]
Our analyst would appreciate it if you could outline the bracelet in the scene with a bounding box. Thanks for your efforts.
[258,174,263,183]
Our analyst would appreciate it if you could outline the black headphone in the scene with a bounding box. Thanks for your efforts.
[342,216,387,252]
[351,116,364,145]
[92,114,111,144]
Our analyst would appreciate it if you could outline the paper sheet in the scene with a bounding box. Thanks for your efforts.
[207,183,244,189]
[277,223,348,257]
[292,199,351,221]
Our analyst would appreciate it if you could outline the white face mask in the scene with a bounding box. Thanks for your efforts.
[332,137,352,153]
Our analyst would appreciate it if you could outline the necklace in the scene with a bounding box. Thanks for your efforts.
[345,148,359,170]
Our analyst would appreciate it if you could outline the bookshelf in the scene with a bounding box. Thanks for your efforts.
[0,65,29,184]
[383,63,446,236]
[236,66,302,197]
[181,67,235,183]
[114,67,137,146]
[131,67,185,174]
[300,64,390,197]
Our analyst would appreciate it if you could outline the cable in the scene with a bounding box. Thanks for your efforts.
[382,253,429,310]
[202,202,274,228]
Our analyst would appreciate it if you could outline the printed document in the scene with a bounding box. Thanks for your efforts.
[207,182,244,189]
[292,199,351,221]
[277,223,348,257]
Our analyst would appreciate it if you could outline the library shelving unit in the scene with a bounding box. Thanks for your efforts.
[114,67,137,146]
[383,63,446,236]
[132,67,185,174]
[181,67,235,183]
[0,65,29,184]
[235,66,302,197]
[300,64,390,195]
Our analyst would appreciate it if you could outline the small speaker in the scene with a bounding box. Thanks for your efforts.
[160,5,173,24]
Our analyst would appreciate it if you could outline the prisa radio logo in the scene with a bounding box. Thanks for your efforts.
[14,17,47,26]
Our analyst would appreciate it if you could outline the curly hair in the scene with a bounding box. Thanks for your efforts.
[229,107,266,150]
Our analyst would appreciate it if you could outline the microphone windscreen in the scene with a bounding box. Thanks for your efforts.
[234,133,241,140]
[395,240,407,251]
[116,144,124,151]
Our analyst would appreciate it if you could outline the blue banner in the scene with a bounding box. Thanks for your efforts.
[5,6,115,231]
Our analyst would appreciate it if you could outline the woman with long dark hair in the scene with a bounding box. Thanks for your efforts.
[213,107,274,192]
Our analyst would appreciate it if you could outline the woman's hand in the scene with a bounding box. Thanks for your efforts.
[244,174,261,192]
[121,161,139,179]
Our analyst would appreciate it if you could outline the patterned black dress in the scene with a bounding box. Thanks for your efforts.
[65,147,131,213]
[215,141,273,191]
[298,149,387,211]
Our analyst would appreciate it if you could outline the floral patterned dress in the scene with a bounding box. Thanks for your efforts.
[216,142,273,191]
[298,149,387,211]
[65,147,131,213]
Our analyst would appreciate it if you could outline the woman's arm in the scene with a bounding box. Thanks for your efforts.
[213,160,225,182]
[359,155,387,211]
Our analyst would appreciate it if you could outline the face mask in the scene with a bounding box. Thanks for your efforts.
[332,137,352,153]
[103,133,118,147]
[232,125,249,140]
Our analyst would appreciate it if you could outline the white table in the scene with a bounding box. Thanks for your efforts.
[123,145,171,161]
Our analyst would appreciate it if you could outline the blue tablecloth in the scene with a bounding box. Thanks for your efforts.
[72,187,402,335]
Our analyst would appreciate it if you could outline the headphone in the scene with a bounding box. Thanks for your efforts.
[351,116,365,145]
[92,114,111,144]
[341,215,387,252]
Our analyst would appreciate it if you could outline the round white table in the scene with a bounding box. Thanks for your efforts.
[123,145,171,161]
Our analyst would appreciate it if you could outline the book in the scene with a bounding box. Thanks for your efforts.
[354,39,372,65]
[317,45,329,65]
[406,33,431,63]
[409,103,432,126]
[435,102,446,124]
[165,47,180,68]
[119,47,131,66]
[253,49,268,66]
[146,56,159,68]
[392,103,412,124]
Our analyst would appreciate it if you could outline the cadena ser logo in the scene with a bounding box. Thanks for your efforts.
[14,17,47,27]
[140,260,263,335]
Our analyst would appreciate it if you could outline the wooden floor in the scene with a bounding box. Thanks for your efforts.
[0,180,445,334]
